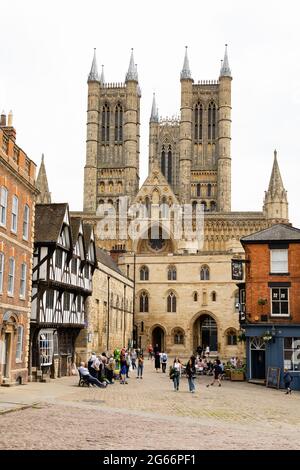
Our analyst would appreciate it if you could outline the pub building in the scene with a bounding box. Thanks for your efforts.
[237,224,300,390]
[30,203,96,380]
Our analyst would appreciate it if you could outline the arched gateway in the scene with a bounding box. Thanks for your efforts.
[193,313,218,353]
[152,326,165,352]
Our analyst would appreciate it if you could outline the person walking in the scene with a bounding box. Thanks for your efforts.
[186,355,196,393]
[130,349,137,370]
[170,358,182,391]
[154,344,161,372]
[283,369,293,394]
[137,353,144,379]
[207,359,222,387]
[161,351,168,373]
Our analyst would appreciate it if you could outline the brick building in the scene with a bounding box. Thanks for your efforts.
[239,224,300,390]
[0,111,38,385]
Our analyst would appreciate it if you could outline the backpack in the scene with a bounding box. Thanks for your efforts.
[162,353,167,362]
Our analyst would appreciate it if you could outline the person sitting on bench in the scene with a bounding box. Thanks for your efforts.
[78,362,106,388]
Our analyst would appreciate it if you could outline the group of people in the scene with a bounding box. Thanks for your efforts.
[168,356,224,392]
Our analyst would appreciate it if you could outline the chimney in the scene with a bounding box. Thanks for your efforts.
[0,111,6,127]
[7,110,13,127]
[1,110,16,142]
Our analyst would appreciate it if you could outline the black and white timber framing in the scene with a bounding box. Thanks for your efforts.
[30,203,96,378]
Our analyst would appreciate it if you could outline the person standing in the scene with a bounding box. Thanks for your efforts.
[154,344,161,372]
[205,345,210,358]
[120,354,128,384]
[137,353,144,379]
[186,355,196,393]
[171,358,182,391]
[130,349,137,370]
[161,351,168,373]
[148,344,153,360]
[207,359,222,387]
[283,369,293,394]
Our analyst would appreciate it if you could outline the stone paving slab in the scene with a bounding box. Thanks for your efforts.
[0,361,299,449]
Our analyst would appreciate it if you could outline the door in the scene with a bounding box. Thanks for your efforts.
[4,333,11,378]
[152,327,164,352]
[251,350,266,379]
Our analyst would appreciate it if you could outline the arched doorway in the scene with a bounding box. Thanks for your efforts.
[193,314,218,353]
[152,326,165,352]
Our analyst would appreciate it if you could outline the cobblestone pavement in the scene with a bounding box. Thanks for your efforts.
[1,360,300,450]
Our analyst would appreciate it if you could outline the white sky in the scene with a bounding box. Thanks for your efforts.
[0,0,299,226]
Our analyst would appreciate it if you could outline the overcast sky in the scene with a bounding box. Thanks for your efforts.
[0,0,299,226]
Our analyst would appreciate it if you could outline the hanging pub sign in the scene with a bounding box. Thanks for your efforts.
[231,260,244,280]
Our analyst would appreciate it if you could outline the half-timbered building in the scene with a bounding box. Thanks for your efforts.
[30,204,96,379]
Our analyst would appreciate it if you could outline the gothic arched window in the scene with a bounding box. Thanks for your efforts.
[167,145,172,184]
[193,292,198,302]
[140,265,149,281]
[207,184,212,197]
[196,183,201,197]
[194,102,203,141]
[115,103,123,142]
[210,201,216,212]
[102,104,110,143]
[226,328,237,346]
[139,291,149,313]
[200,265,210,281]
[208,102,216,140]
[161,146,165,176]
[161,145,172,185]
[167,265,177,281]
[173,328,184,344]
[167,291,177,312]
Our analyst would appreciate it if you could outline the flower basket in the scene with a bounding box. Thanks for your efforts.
[230,369,245,381]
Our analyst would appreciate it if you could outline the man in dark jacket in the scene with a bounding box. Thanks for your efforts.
[283,369,293,394]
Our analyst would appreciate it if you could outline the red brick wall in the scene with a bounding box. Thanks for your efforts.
[0,127,37,384]
[244,243,300,323]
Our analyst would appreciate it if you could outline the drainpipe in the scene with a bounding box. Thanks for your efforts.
[106,276,110,352]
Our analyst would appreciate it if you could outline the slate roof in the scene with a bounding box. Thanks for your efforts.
[241,224,300,243]
[96,247,123,275]
[35,203,68,243]
[70,217,82,242]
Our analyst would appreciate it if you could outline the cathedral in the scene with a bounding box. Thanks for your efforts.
[71,46,289,358]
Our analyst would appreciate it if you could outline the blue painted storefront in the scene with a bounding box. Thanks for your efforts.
[244,324,300,391]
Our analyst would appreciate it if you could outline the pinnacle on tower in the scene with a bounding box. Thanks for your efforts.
[36,154,51,204]
[100,65,105,85]
[126,49,138,82]
[220,44,232,77]
[88,48,100,82]
[150,93,159,122]
[180,46,192,80]
[267,149,286,196]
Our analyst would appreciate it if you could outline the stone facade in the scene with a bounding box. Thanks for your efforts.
[75,248,134,361]
[0,113,38,385]
[77,47,291,359]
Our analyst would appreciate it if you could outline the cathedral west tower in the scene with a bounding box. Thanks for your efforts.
[83,49,140,213]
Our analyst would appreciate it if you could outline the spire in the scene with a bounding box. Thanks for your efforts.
[180,46,192,80]
[88,48,100,82]
[36,154,51,204]
[126,49,138,82]
[267,149,286,195]
[263,150,288,221]
[150,93,159,122]
[100,65,105,85]
[220,44,231,77]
